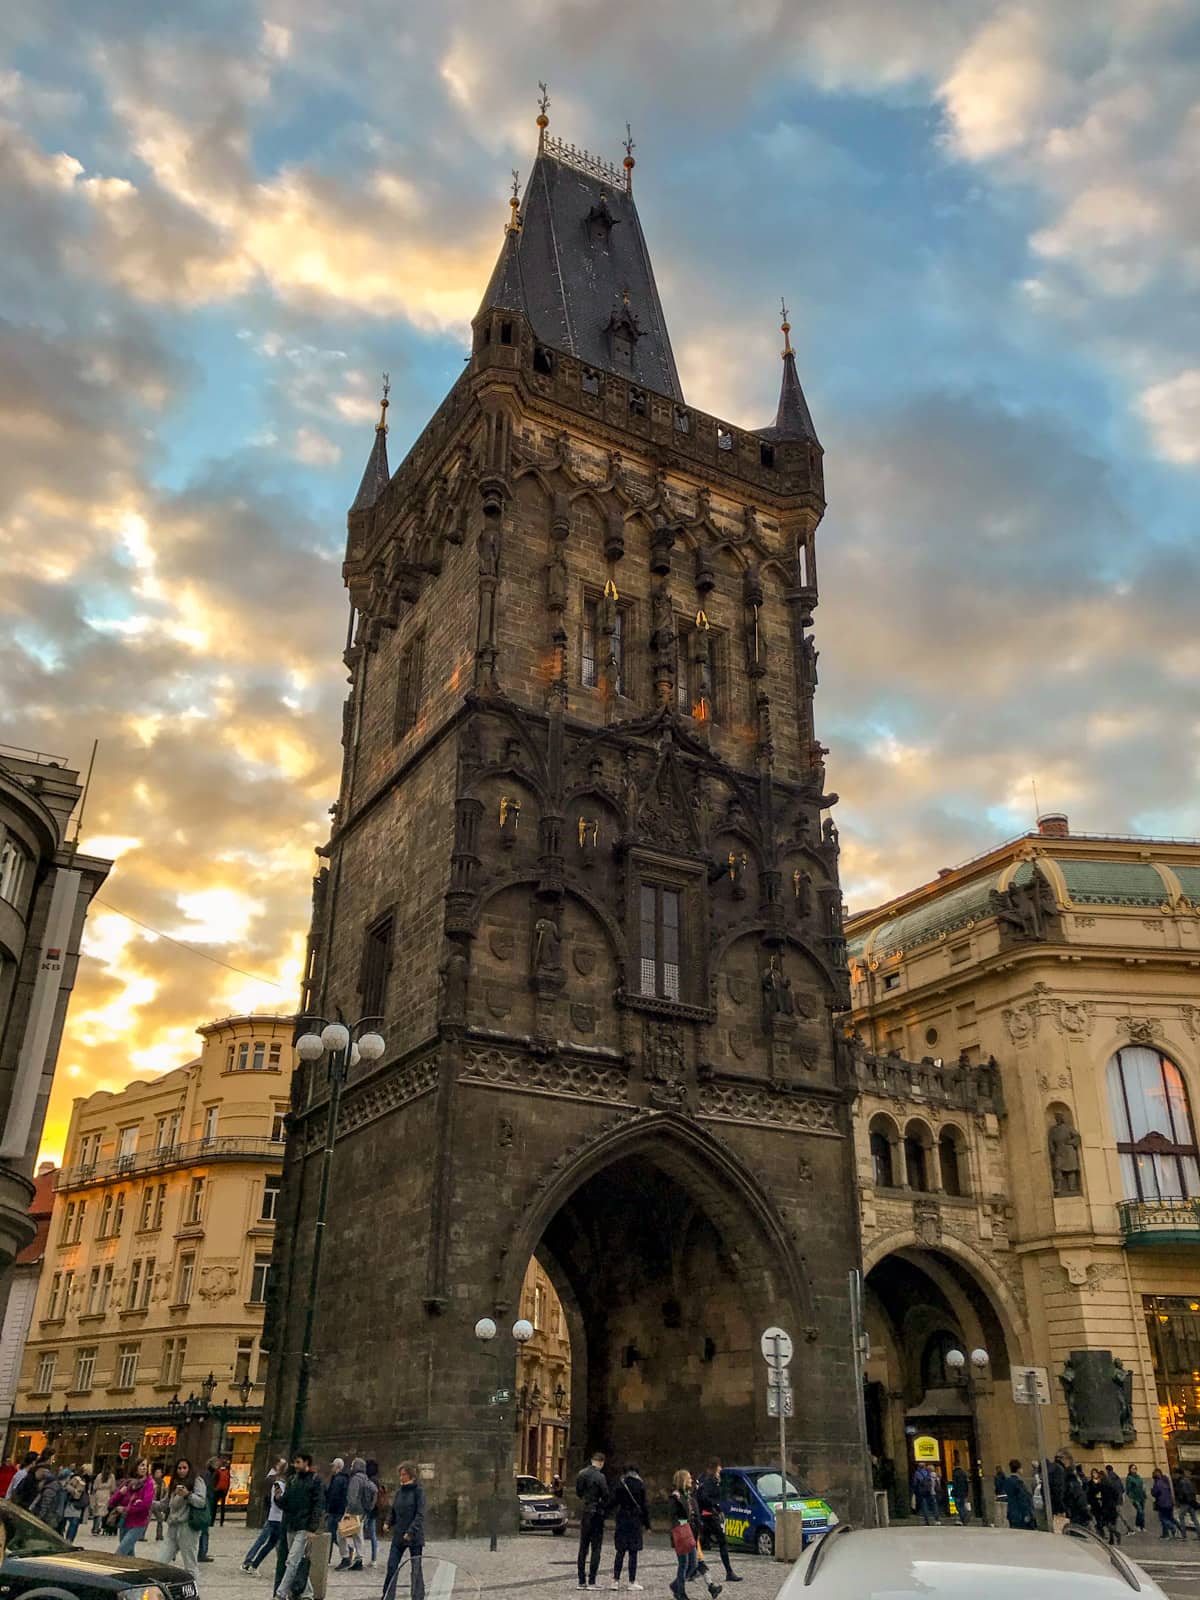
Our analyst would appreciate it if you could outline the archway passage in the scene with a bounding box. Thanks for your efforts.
[521,1148,794,1492]
[865,1247,1022,1523]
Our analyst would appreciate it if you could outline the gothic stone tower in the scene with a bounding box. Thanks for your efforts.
[263,119,865,1531]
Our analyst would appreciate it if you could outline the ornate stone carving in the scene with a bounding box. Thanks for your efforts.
[497,1115,514,1148]
[728,1026,751,1062]
[990,866,1060,941]
[913,1198,942,1246]
[699,1083,840,1135]
[1005,983,1094,1042]
[570,1002,596,1034]
[573,945,597,977]
[461,1043,631,1105]
[1181,1006,1200,1041]
[485,984,512,1020]
[1060,1350,1135,1446]
[643,1021,689,1111]
[1117,1016,1162,1045]
[198,1264,239,1302]
[726,973,749,1007]
[315,1053,440,1147]
[488,928,514,962]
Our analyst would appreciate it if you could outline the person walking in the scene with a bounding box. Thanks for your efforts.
[90,1465,116,1533]
[242,1457,287,1573]
[197,1458,219,1562]
[325,1457,349,1548]
[668,1472,697,1600]
[1046,1452,1069,1535]
[611,1463,650,1591]
[1174,1467,1200,1537]
[949,1457,971,1526]
[150,1467,169,1542]
[363,1460,382,1568]
[63,1473,89,1542]
[696,1460,741,1582]
[1105,1465,1133,1535]
[213,1457,231,1526]
[1064,1465,1090,1529]
[576,1451,609,1590]
[911,1462,939,1525]
[991,1464,1007,1527]
[1126,1465,1147,1533]
[1151,1469,1183,1539]
[1086,1467,1121,1546]
[337,1457,375,1572]
[275,1452,325,1600]
[161,1459,206,1582]
[382,1462,425,1600]
[6,1452,39,1507]
[30,1467,68,1531]
[1004,1460,1035,1530]
[112,1459,154,1556]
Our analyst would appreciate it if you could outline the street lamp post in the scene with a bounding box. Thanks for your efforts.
[475,1316,534,1551]
[944,1347,991,1522]
[289,1017,385,1459]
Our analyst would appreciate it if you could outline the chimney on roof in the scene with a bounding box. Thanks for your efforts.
[1037,813,1069,839]
[36,1160,55,1176]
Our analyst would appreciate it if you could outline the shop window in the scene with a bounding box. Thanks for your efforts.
[1108,1045,1200,1200]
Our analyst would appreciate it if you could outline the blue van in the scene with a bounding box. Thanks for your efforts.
[718,1467,836,1556]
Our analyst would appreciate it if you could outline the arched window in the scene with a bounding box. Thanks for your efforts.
[868,1114,899,1188]
[905,1122,932,1193]
[1107,1046,1200,1200]
[939,1126,969,1197]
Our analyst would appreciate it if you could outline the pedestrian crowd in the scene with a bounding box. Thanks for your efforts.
[573,1450,744,1595]
[910,1446,1200,1544]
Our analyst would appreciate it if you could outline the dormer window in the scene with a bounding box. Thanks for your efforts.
[499,320,513,346]
[533,346,554,376]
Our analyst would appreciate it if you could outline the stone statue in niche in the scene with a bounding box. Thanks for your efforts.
[546,552,568,611]
[439,945,469,1022]
[650,581,675,658]
[530,915,563,977]
[728,850,748,899]
[800,634,819,688]
[1048,1110,1083,1197]
[762,955,796,1020]
[792,868,813,915]
[478,521,499,577]
[822,816,839,851]
[499,795,521,846]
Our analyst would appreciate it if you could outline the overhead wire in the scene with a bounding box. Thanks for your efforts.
[90,899,289,991]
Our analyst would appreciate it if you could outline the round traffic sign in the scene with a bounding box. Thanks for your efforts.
[761,1326,793,1366]
[119,1441,133,1460]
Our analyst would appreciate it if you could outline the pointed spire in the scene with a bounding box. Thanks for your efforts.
[623,124,636,194]
[537,82,550,150]
[759,298,819,445]
[349,373,391,513]
[475,177,529,319]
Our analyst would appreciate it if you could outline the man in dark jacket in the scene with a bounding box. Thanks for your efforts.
[1004,1459,1035,1530]
[274,1454,325,1600]
[576,1452,609,1589]
[1175,1468,1200,1537]
[383,1463,425,1600]
[325,1458,349,1542]
[696,1460,741,1582]
[1047,1452,1070,1533]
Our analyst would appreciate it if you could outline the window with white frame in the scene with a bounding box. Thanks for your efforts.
[97,1263,113,1313]
[139,1186,154,1231]
[237,1042,250,1070]
[270,1105,287,1143]
[117,1126,138,1162]
[203,1106,219,1141]
[112,1191,125,1236]
[33,1351,56,1394]
[0,834,27,904]
[176,1253,195,1305]
[60,1202,76,1246]
[115,1343,139,1389]
[85,1265,101,1315]
[151,1183,166,1231]
[140,1256,155,1310]
[98,1193,114,1237]
[226,1045,235,1070]
[234,1336,254,1384]
[261,1174,281,1222]
[161,1335,186,1387]
[1108,1045,1200,1200]
[249,1254,271,1304]
[127,1259,144,1309]
[268,1041,282,1069]
[78,1131,100,1170]
[45,1272,62,1321]
[185,1177,204,1226]
[73,1346,96,1392]
[252,1041,266,1071]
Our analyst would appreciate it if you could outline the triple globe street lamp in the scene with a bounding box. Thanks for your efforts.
[288,1017,386,1457]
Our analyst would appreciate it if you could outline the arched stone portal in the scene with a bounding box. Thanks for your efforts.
[517,1136,801,1485]
[864,1242,1029,1522]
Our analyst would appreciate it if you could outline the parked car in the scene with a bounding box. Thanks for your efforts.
[790,1524,1171,1598]
[719,1466,837,1555]
[0,1496,196,1600]
[516,1474,568,1534]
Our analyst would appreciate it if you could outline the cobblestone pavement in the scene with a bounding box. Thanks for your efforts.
[71,1520,788,1600]
[70,1519,1200,1599]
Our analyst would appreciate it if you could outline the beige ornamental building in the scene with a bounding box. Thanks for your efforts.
[845,815,1200,1513]
[8,1014,294,1502]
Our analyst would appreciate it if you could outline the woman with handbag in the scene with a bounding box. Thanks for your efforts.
[162,1459,207,1581]
[336,1457,373,1572]
[669,1472,707,1600]
[613,1464,650,1590]
[90,1467,116,1534]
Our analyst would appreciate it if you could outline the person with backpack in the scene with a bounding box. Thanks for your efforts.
[612,1463,650,1590]
[337,1457,376,1572]
[911,1462,939,1525]
[29,1466,68,1530]
[1004,1459,1035,1530]
[1152,1468,1183,1538]
[242,1457,288,1573]
[162,1458,207,1580]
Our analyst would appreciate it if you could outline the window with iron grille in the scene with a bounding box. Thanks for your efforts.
[581,596,627,694]
[360,914,394,1020]
[394,630,426,739]
[676,621,724,722]
[639,883,682,1002]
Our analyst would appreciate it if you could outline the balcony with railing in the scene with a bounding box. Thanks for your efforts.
[55,1134,283,1192]
[1118,1196,1200,1247]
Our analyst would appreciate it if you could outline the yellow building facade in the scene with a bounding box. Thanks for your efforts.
[846,817,1200,1508]
[8,1014,294,1502]
[513,1258,572,1484]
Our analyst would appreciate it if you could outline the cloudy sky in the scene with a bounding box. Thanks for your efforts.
[2,2,1197,1161]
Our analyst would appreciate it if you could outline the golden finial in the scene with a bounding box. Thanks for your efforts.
[603,577,619,601]
[377,372,390,431]
[695,608,710,630]
[780,297,794,358]
[537,82,550,142]
[623,123,636,192]
[507,169,521,232]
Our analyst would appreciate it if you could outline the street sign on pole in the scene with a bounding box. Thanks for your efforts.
[119,1441,132,1460]
[1011,1366,1051,1405]
[761,1327,794,1367]
[766,1383,794,1419]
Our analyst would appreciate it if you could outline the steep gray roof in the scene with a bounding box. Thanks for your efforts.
[759,347,819,446]
[476,143,683,401]
[349,422,390,514]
